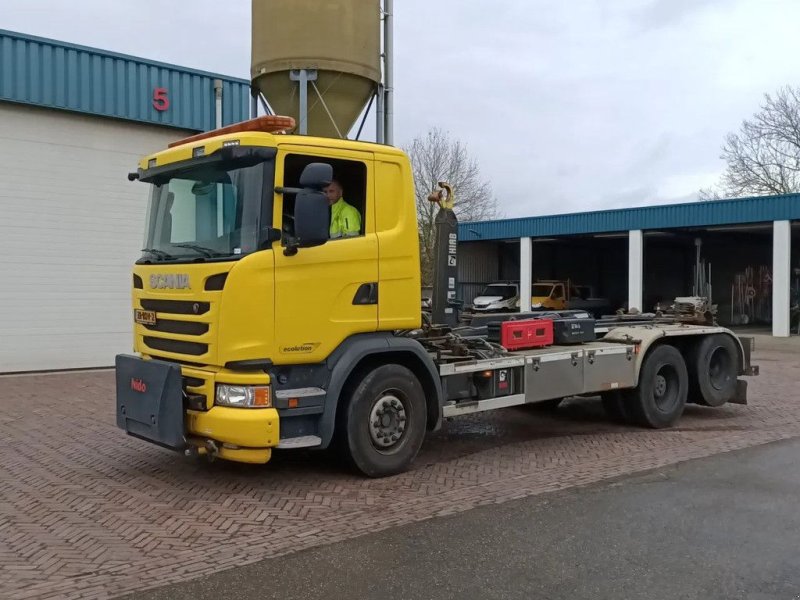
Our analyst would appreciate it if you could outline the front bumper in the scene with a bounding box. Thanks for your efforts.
[186,406,279,464]
[115,354,279,464]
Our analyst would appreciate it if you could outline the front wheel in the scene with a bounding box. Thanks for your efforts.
[341,364,427,478]
[627,344,688,429]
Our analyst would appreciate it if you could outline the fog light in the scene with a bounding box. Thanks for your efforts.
[215,384,271,408]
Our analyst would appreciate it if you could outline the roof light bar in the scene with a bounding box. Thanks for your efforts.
[168,115,296,148]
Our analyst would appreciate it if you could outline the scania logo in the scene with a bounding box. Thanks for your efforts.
[149,274,190,289]
[130,378,147,393]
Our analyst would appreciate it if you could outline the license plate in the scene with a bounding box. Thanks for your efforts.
[134,309,157,325]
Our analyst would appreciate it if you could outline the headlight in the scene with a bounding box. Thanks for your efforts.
[531,303,543,308]
[215,384,271,408]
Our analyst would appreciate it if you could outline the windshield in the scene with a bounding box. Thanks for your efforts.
[141,159,272,262]
[480,285,517,299]
[532,284,555,297]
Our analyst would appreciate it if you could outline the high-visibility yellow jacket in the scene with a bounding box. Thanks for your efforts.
[330,197,361,238]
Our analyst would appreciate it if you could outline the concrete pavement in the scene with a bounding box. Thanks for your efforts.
[124,437,800,600]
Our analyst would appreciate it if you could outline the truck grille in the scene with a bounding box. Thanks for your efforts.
[143,319,209,335]
[140,299,210,315]
[143,336,208,356]
[137,297,214,362]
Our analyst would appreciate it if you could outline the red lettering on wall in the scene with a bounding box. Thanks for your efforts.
[153,87,169,112]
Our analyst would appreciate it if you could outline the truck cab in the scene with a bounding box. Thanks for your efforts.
[530,280,610,317]
[119,116,428,468]
[531,281,571,310]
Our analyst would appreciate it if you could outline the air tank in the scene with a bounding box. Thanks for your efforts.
[251,0,381,138]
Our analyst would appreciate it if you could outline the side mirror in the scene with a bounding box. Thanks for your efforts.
[299,162,333,190]
[293,190,330,248]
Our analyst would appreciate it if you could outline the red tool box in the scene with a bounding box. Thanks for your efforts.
[497,318,554,350]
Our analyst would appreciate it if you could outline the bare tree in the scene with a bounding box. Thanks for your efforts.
[405,128,499,286]
[697,186,723,201]
[704,86,800,199]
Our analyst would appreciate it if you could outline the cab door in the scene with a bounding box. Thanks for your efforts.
[272,146,378,364]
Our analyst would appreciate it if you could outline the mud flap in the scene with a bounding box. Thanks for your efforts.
[115,354,186,451]
[729,379,748,405]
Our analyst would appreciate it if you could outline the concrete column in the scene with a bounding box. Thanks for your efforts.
[520,237,532,313]
[628,230,644,312]
[773,220,791,337]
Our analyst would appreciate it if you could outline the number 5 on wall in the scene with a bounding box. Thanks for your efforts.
[153,87,169,112]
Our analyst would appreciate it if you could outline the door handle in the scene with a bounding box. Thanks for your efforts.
[352,282,378,305]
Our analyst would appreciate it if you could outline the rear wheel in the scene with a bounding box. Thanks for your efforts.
[628,344,688,429]
[341,364,427,478]
[688,334,739,407]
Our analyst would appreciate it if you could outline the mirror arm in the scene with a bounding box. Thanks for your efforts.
[274,186,304,195]
[283,236,299,256]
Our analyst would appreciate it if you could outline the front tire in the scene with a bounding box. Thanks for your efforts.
[628,344,688,429]
[341,364,427,478]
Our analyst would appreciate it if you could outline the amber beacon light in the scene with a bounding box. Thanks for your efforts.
[168,115,297,148]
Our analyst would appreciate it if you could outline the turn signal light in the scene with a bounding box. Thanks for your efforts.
[253,387,271,407]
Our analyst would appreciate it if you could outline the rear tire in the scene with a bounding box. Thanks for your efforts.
[628,344,688,429]
[341,364,427,478]
[687,334,739,407]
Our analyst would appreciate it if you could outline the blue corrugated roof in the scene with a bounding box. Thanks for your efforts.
[0,29,251,131]
[459,193,800,241]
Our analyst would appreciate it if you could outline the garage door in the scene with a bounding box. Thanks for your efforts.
[0,103,192,372]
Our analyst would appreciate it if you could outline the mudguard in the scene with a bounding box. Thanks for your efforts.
[318,333,444,447]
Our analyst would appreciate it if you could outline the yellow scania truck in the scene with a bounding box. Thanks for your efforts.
[116,116,758,477]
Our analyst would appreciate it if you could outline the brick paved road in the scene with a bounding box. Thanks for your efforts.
[1,335,797,600]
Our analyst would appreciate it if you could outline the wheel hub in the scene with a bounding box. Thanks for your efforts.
[654,374,667,398]
[369,394,407,449]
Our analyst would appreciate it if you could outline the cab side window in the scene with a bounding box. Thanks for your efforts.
[281,154,367,242]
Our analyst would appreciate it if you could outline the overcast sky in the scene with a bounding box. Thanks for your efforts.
[4,0,800,218]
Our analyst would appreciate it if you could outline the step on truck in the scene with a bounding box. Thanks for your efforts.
[116,115,759,478]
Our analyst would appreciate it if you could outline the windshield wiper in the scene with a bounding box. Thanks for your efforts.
[141,248,176,260]
[171,243,225,258]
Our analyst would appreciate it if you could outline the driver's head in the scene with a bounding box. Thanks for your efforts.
[323,179,343,206]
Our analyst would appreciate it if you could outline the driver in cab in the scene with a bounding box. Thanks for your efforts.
[323,179,361,239]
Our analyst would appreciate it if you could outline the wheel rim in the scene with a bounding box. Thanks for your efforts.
[708,347,732,391]
[652,364,679,412]
[368,392,408,452]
